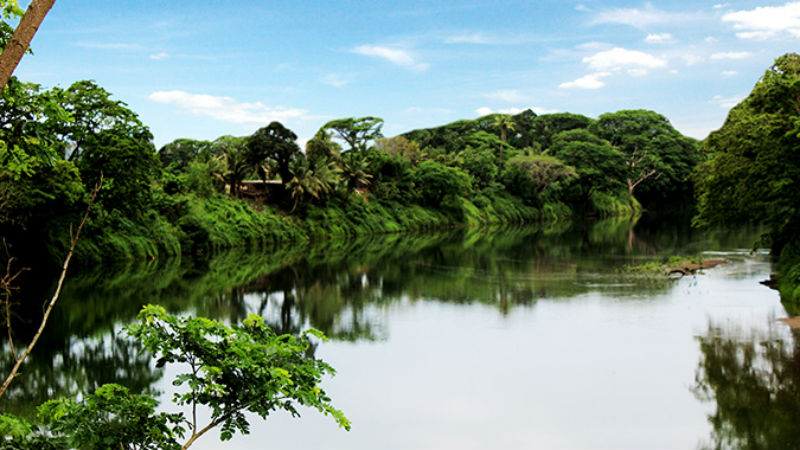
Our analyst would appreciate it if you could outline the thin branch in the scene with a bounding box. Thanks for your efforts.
[181,396,290,450]
[0,174,102,400]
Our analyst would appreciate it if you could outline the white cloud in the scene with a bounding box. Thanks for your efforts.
[583,47,667,74]
[723,2,800,40]
[590,4,701,29]
[148,91,308,124]
[710,51,750,60]
[645,33,674,43]
[704,36,718,42]
[321,73,350,88]
[559,72,612,89]
[721,70,738,77]
[475,106,493,116]
[149,52,169,60]
[713,3,729,9]
[710,94,743,109]
[484,89,527,103]
[575,4,590,12]
[352,45,429,71]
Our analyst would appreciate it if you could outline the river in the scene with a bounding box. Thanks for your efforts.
[2,217,798,449]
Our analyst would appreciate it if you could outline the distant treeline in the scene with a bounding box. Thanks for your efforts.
[0,75,701,267]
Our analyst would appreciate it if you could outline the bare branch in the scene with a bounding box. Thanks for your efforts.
[0,174,102,400]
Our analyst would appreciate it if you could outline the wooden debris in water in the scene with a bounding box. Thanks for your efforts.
[666,259,728,277]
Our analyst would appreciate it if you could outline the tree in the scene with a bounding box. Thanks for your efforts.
[319,117,383,153]
[374,136,422,166]
[501,154,577,206]
[339,151,372,194]
[286,154,341,212]
[694,53,800,255]
[53,80,151,163]
[591,109,697,206]
[493,114,516,143]
[550,128,627,209]
[306,129,341,164]
[413,160,472,207]
[245,122,300,185]
[158,139,214,171]
[39,384,187,450]
[0,0,56,92]
[126,305,350,450]
[217,139,250,198]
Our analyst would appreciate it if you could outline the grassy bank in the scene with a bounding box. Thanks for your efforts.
[71,190,544,264]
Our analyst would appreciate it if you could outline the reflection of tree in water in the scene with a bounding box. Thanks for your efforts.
[0,218,757,419]
[694,322,800,450]
[0,332,161,417]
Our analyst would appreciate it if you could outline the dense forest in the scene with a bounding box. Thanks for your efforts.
[0,76,700,268]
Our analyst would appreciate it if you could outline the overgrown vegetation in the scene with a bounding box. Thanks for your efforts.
[693,52,800,307]
[0,76,699,268]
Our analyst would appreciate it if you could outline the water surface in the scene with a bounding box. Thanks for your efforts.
[3,219,797,449]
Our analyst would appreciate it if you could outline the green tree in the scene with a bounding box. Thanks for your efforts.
[374,136,422,166]
[245,122,300,185]
[693,53,800,303]
[158,138,214,171]
[339,151,372,194]
[286,154,341,212]
[39,384,187,450]
[501,155,577,206]
[591,109,697,206]
[76,127,158,216]
[54,80,151,164]
[493,114,516,142]
[217,140,250,198]
[320,117,383,153]
[306,129,341,164]
[413,160,472,207]
[126,305,350,449]
[550,129,627,210]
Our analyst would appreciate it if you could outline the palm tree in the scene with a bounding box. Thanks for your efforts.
[219,145,251,197]
[339,152,372,194]
[287,156,341,212]
[493,114,516,142]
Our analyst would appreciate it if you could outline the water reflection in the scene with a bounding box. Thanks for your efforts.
[0,217,771,432]
[694,322,800,450]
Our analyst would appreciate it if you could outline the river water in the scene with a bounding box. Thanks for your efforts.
[3,218,798,449]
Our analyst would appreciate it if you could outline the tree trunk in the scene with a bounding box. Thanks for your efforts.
[0,0,57,92]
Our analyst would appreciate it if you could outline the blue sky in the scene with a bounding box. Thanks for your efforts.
[13,1,800,147]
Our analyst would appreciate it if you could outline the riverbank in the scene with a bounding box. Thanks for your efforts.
[71,190,553,264]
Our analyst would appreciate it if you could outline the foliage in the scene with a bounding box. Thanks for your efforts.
[501,154,577,206]
[591,109,698,207]
[306,130,341,163]
[287,154,341,211]
[374,136,422,166]
[245,121,300,185]
[39,383,187,450]
[126,305,350,446]
[319,116,383,153]
[413,160,471,208]
[158,138,214,171]
[694,53,800,255]
[694,324,800,450]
